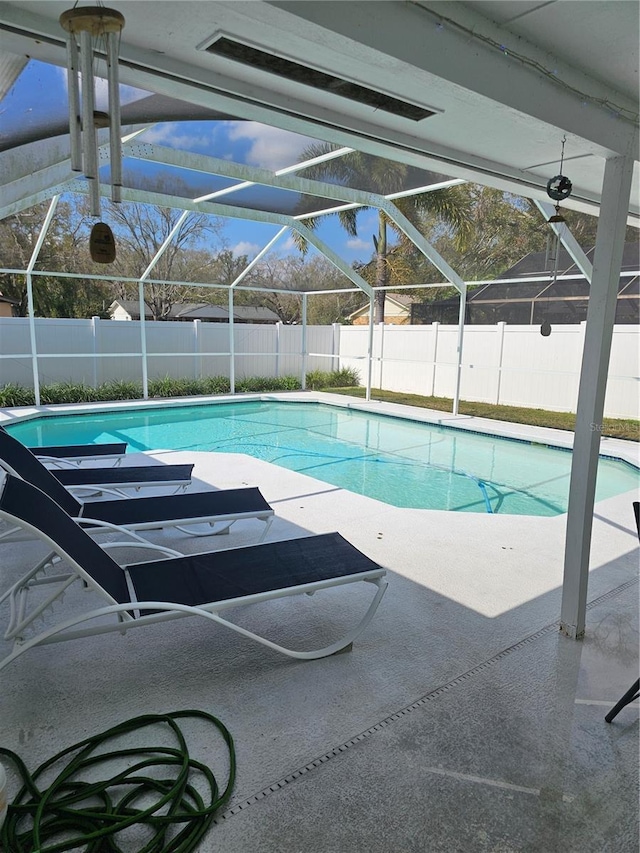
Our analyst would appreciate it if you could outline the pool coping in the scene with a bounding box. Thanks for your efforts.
[1,390,638,471]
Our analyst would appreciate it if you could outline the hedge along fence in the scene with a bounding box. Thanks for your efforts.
[0,369,360,408]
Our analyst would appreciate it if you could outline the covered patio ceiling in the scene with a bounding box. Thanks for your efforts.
[0,0,638,643]
[0,0,638,232]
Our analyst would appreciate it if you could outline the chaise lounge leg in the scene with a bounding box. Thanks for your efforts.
[605,678,640,723]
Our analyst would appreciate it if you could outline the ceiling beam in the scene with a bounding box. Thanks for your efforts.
[0,2,634,217]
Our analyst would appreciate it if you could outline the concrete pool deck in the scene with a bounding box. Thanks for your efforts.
[0,394,638,851]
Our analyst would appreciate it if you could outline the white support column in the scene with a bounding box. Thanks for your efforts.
[275,322,281,378]
[431,322,439,397]
[365,295,375,401]
[301,293,308,390]
[453,283,467,416]
[378,321,385,390]
[495,321,506,406]
[193,319,200,380]
[138,281,149,398]
[560,154,634,640]
[25,195,59,405]
[25,273,40,404]
[228,288,235,394]
[91,316,99,388]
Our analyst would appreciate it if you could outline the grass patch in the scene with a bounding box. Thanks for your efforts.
[326,386,639,442]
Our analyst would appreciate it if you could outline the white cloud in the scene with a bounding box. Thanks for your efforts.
[226,121,315,170]
[232,241,261,258]
[346,237,372,252]
[139,123,212,151]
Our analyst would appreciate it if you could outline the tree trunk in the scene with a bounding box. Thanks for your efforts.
[373,213,388,324]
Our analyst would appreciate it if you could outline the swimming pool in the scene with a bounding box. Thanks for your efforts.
[6,400,638,516]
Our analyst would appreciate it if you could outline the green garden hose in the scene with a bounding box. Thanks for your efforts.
[0,709,235,853]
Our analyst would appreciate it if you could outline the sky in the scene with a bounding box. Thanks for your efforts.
[1,59,387,268]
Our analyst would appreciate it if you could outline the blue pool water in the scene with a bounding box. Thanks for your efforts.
[6,401,638,516]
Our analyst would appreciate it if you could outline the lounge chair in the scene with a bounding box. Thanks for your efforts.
[0,427,127,465]
[33,441,127,465]
[0,472,387,669]
[51,463,195,496]
[0,426,193,496]
[0,427,274,543]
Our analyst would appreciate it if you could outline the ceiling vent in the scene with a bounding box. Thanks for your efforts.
[204,36,437,121]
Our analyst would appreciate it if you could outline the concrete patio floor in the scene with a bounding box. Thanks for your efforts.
[1,402,638,852]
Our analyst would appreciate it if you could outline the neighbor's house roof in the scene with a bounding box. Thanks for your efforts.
[410,242,640,325]
[348,293,417,320]
[108,300,280,323]
[0,292,20,305]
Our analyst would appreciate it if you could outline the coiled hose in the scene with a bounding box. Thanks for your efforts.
[0,709,235,853]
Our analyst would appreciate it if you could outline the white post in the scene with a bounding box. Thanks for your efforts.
[301,293,308,390]
[25,195,59,405]
[495,321,506,406]
[91,316,99,388]
[193,319,200,380]
[378,321,385,390]
[138,281,148,399]
[560,154,634,640]
[332,323,340,372]
[25,273,41,405]
[228,289,235,394]
[365,295,375,401]
[453,284,467,416]
[275,321,281,378]
[431,321,439,397]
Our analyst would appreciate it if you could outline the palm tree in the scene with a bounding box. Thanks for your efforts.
[294,145,471,322]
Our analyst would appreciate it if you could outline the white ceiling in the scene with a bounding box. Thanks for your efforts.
[0,0,638,222]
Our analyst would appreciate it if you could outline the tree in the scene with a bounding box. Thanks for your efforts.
[100,202,223,320]
[0,201,111,317]
[293,145,471,322]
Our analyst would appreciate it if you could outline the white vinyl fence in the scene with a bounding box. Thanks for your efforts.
[339,322,638,419]
[0,317,637,418]
[0,318,339,388]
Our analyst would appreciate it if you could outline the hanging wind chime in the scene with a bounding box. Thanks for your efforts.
[541,136,573,337]
[60,5,125,264]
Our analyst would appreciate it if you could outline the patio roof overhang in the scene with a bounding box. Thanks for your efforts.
[0,0,638,641]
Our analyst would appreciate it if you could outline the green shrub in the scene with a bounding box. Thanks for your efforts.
[201,376,231,395]
[0,370,358,408]
[0,384,36,407]
[235,375,301,393]
[40,382,100,404]
[149,376,232,398]
[95,380,143,401]
[306,368,360,389]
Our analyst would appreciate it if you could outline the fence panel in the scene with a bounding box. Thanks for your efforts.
[198,323,232,378]
[1,316,637,418]
[498,325,584,412]
[605,325,640,418]
[0,318,33,386]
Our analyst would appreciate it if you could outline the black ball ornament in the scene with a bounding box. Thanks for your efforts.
[546,175,572,202]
